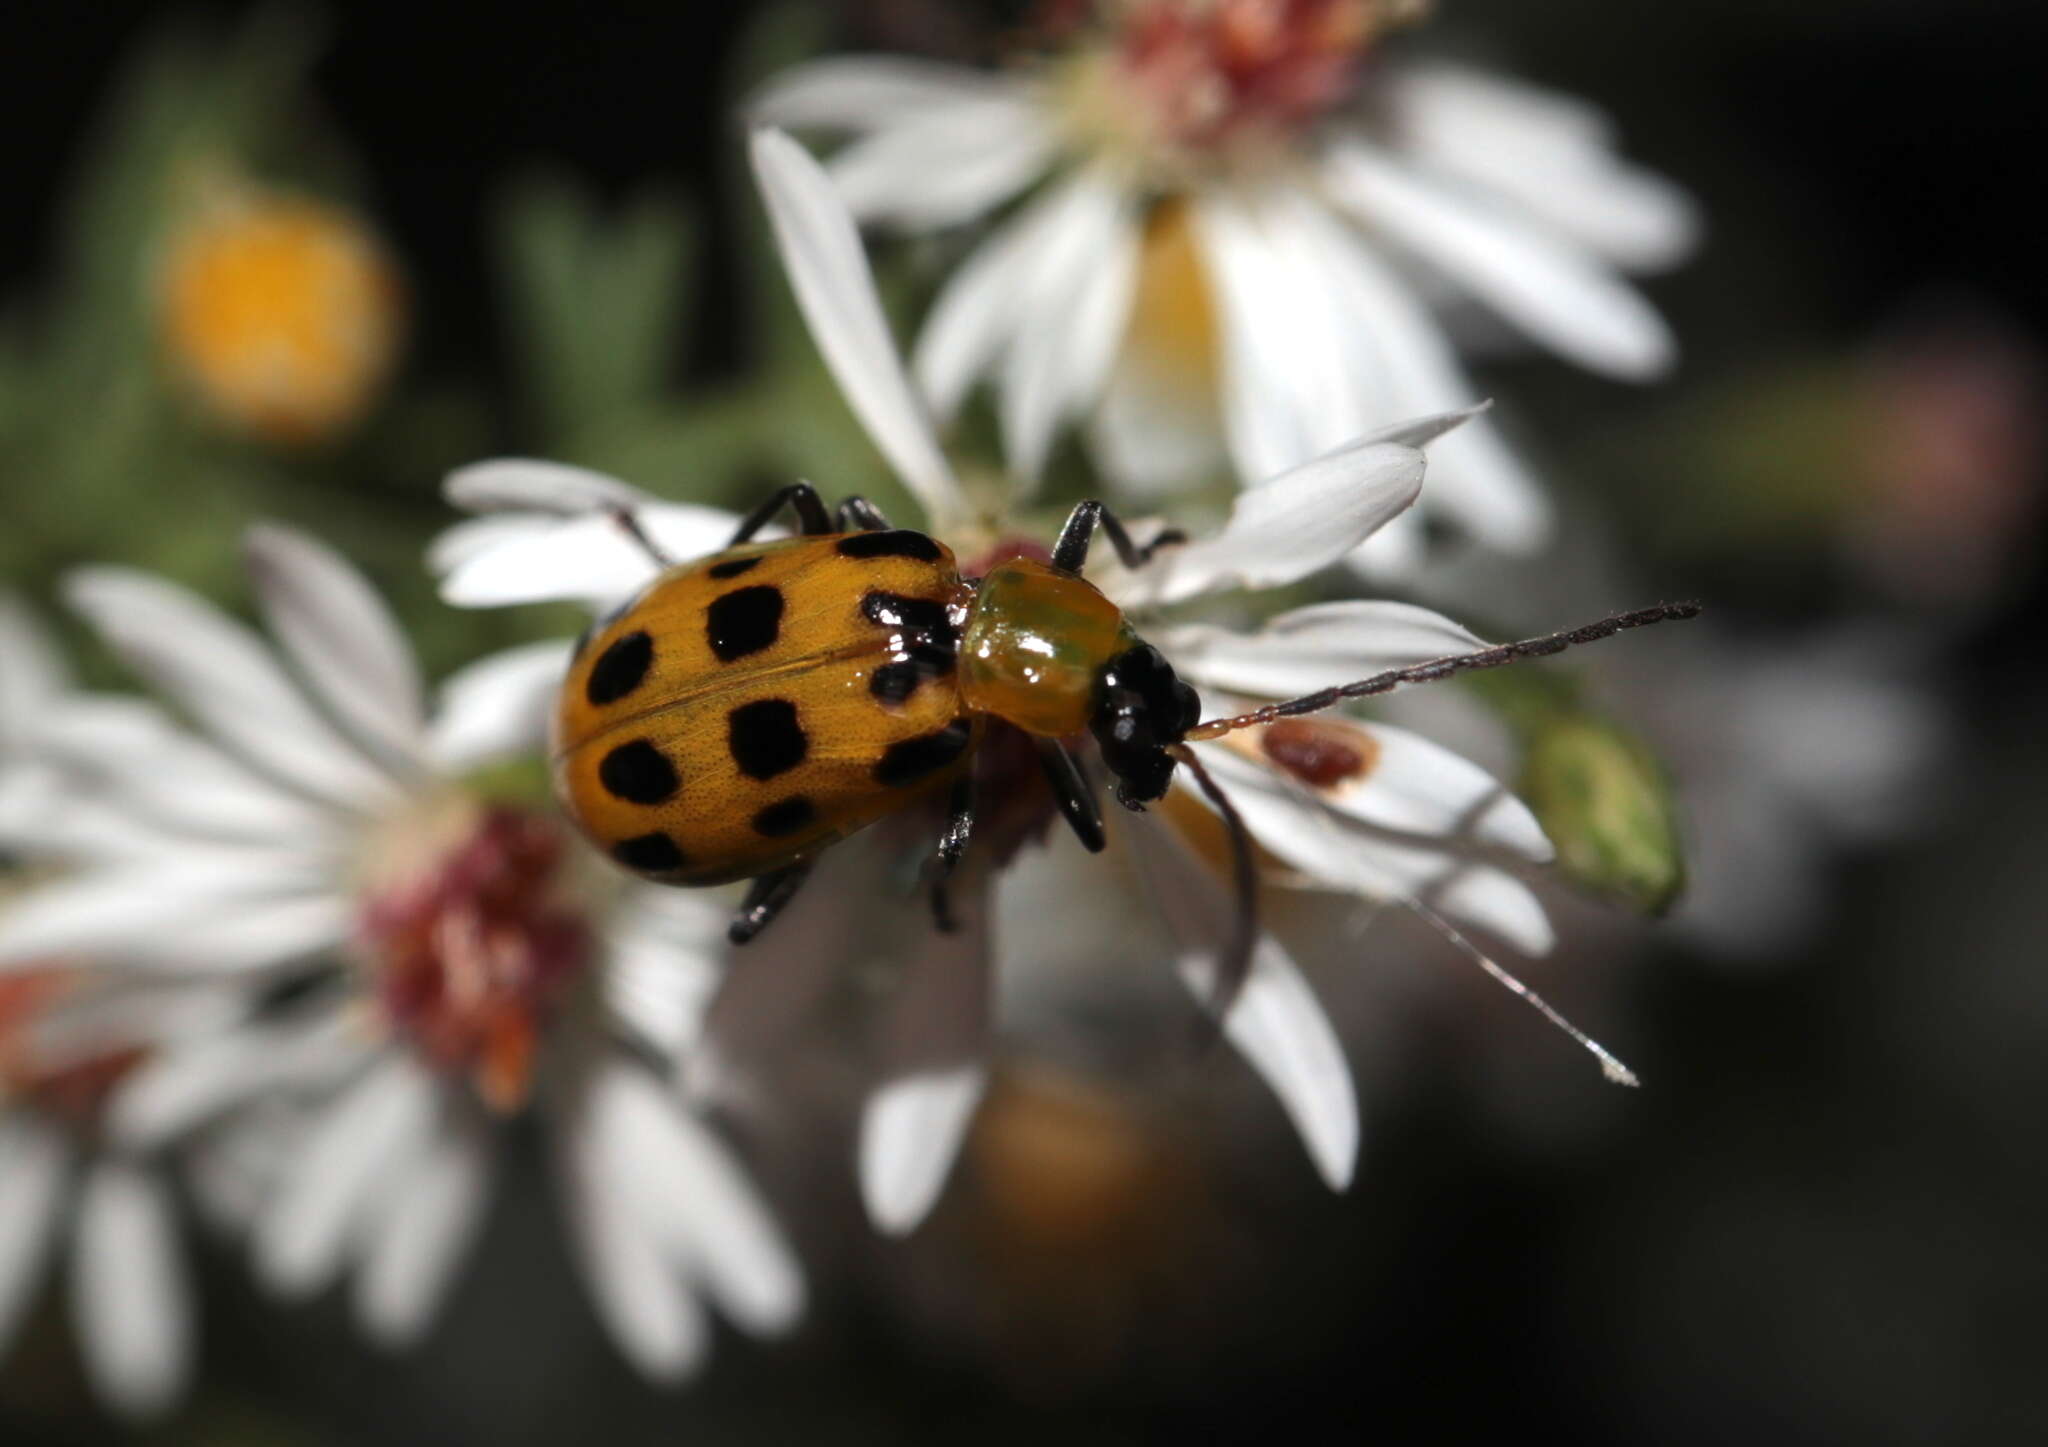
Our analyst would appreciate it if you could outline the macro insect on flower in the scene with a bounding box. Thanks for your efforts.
[531,130,1699,1019]
[437,130,1697,1227]
[557,477,1695,1015]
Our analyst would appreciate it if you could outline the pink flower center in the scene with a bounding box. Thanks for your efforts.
[1109,0,1387,153]
[360,806,592,1111]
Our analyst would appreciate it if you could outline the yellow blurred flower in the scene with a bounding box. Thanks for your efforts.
[157,188,403,445]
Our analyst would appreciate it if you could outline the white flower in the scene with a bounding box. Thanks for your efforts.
[2,599,205,1421]
[0,530,802,1384]
[752,1,1698,569]
[432,129,1570,1234]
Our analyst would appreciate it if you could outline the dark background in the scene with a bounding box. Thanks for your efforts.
[4,3,2046,1444]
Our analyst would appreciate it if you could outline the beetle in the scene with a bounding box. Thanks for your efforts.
[553,483,1698,1010]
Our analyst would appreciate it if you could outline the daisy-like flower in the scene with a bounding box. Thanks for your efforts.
[3,600,212,1421]
[434,130,1611,1237]
[0,971,223,1421]
[0,532,802,1384]
[752,0,1697,570]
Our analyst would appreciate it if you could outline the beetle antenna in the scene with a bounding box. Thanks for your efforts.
[1186,602,1702,742]
[1170,744,1259,1022]
[1406,898,1639,1087]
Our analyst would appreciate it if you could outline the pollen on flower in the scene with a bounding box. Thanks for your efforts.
[1123,198,1221,391]
[157,186,403,446]
[1258,716,1380,789]
[360,805,593,1112]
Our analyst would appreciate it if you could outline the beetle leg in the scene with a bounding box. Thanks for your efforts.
[926,776,975,933]
[727,483,834,546]
[607,506,678,568]
[834,496,893,532]
[727,860,816,944]
[1050,500,1187,576]
[1035,739,1106,853]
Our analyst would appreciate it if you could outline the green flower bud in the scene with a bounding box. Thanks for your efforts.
[1519,715,1687,916]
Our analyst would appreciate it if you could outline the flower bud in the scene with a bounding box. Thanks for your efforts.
[1519,714,1687,916]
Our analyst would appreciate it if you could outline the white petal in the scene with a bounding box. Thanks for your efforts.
[1103,439,1425,607]
[63,566,397,809]
[443,458,657,516]
[827,101,1055,231]
[1188,192,1330,483]
[912,176,1093,424]
[1267,193,1549,549]
[1087,350,1229,496]
[0,1115,68,1351]
[998,177,1140,485]
[592,1061,803,1336]
[0,862,336,970]
[254,1053,437,1298]
[1126,815,1359,1189]
[109,1015,362,1152]
[1190,744,1554,954]
[0,591,67,735]
[436,504,737,609]
[1162,600,1490,700]
[245,524,429,770]
[426,640,574,773]
[600,888,728,1058]
[860,870,992,1235]
[72,1160,192,1421]
[750,55,1025,129]
[355,1114,491,1349]
[749,129,967,530]
[128,893,355,975]
[31,695,341,845]
[1390,62,1698,272]
[1328,722,1553,862]
[860,1068,987,1236]
[1325,143,1676,381]
[556,1072,707,1382]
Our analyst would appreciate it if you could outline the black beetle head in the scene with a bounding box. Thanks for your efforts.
[1089,643,1202,809]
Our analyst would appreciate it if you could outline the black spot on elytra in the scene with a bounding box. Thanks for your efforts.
[707,585,784,662]
[586,630,654,705]
[861,591,952,634]
[727,699,808,780]
[707,556,761,580]
[874,720,974,787]
[869,642,957,705]
[751,796,817,838]
[598,740,679,805]
[613,831,685,872]
[836,529,942,562]
[869,661,922,705]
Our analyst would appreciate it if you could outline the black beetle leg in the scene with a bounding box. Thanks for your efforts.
[926,776,976,933]
[728,860,816,944]
[834,496,892,532]
[607,506,678,568]
[1035,739,1106,853]
[1050,500,1188,576]
[727,483,834,546]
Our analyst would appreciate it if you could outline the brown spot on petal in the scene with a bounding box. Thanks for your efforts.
[1260,718,1379,790]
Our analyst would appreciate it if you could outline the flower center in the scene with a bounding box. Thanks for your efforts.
[1059,0,1422,176]
[358,803,593,1112]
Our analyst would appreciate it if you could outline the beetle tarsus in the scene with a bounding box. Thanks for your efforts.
[728,860,815,944]
[728,482,833,546]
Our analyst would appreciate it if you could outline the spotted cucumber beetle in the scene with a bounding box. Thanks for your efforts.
[554,483,1698,1009]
